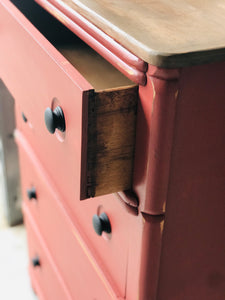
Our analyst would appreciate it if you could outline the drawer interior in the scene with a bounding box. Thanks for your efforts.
[11,0,133,90]
[58,44,133,90]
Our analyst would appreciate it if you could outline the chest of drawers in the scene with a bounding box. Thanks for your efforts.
[0,0,224,299]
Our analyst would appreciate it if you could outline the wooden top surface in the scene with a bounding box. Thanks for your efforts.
[60,0,225,67]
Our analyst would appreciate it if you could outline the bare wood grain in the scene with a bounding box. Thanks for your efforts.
[59,0,225,67]
[81,85,138,199]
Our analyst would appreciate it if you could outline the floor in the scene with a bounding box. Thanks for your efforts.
[0,167,37,300]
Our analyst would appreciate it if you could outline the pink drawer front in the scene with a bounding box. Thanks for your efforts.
[17,134,132,298]
[0,0,90,202]
[24,204,115,300]
[0,0,137,203]
[25,213,72,300]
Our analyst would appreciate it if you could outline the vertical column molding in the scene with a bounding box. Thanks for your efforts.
[133,69,180,214]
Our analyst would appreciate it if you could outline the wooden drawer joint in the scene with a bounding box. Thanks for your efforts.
[82,85,138,199]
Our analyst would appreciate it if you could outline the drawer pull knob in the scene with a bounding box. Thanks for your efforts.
[32,256,40,267]
[92,212,111,236]
[44,106,65,134]
[21,112,27,123]
[27,187,37,200]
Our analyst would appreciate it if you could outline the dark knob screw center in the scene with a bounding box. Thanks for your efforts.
[92,212,111,236]
[27,187,37,200]
[32,256,40,267]
[44,106,65,134]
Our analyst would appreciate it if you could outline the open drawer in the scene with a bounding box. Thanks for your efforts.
[0,0,138,201]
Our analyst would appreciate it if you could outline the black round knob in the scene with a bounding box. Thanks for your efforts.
[92,212,111,236]
[32,256,40,267]
[27,187,37,200]
[21,112,27,123]
[44,106,65,134]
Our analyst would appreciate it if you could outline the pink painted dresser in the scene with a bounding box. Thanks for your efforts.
[0,0,224,299]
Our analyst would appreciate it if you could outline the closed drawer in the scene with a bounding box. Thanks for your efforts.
[18,137,132,298]
[0,0,138,203]
[25,213,72,300]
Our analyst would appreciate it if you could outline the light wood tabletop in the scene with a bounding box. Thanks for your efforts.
[59,0,225,67]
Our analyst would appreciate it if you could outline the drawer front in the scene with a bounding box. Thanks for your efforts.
[0,0,91,203]
[18,138,130,298]
[0,0,138,202]
[25,214,72,300]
